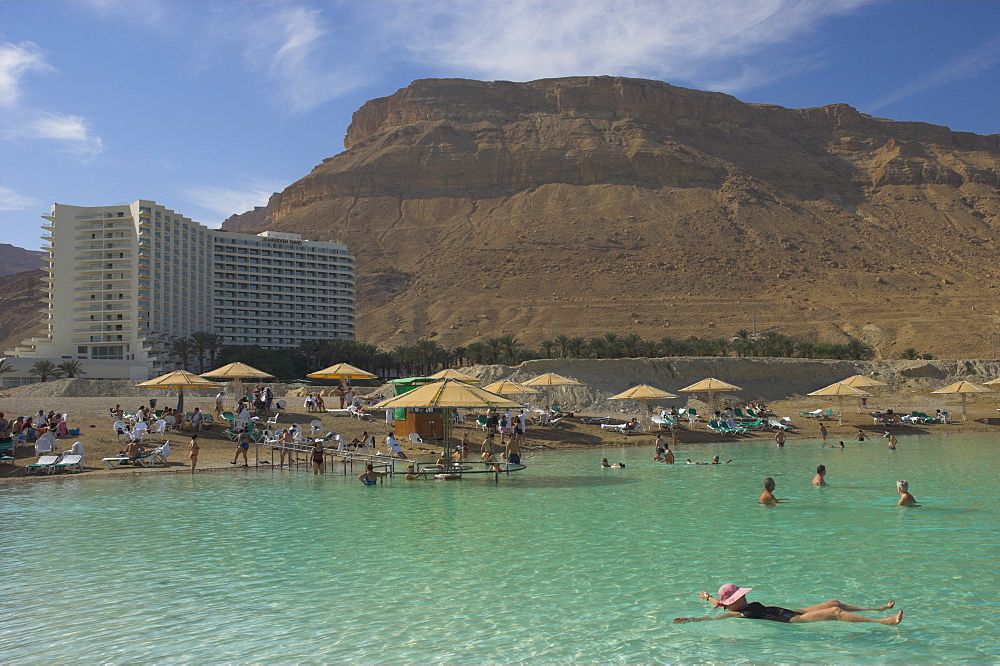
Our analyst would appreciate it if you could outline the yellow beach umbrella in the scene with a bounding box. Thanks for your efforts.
[522,372,585,387]
[201,362,275,380]
[931,381,993,421]
[609,384,678,430]
[983,377,1000,386]
[136,370,221,389]
[375,379,522,459]
[427,368,482,383]
[483,380,540,396]
[307,362,377,380]
[136,370,221,414]
[678,377,741,416]
[807,382,872,426]
[838,374,888,412]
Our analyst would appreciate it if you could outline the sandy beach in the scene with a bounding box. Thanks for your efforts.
[2,386,996,481]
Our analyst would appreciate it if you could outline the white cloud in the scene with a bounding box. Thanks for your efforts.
[388,0,868,93]
[870,36,1000,112]
[240,5,367,113]
[7,111,105,159]
[0,41,52,106]
[184,180,287,222]
[0,186,40,212]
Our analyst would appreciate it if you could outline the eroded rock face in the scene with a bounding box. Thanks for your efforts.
[222,77,1000,357]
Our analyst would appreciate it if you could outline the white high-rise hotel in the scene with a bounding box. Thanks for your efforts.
[4,200,355,382]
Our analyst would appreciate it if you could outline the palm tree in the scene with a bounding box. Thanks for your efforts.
[497,334,521,364]
[660,336,680,357]
[539,339,555,359]
[620,334,642,358]
[169,336,197,370]
[485,338,503,364]
[588,337,608,359]
[415,339,441,374]
[795,341,816,359]
[554,334,571,358]
[57,360,85,378]
[391,345,414,376]
[0,359,14,380]
[567,337,586,358]
[602,333,621,358]
[297,339,323,373]
[466,342,487,365]
[846,339,874,360]
[713,337,730,357]
[734,329,753,357]
[190,331,224,372]
[452,346,467,368]
[29,360,64,382]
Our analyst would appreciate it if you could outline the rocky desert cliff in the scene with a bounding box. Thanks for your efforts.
[222,77,999,359]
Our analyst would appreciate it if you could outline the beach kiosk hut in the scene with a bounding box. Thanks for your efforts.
[375,379,522,464]
[609,384,678,431]
[677,377,741,417]
[807,381,872,426]
[931,381,993,421]
[386,376,439,439]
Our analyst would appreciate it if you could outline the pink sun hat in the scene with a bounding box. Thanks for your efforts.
[715,583,752,608]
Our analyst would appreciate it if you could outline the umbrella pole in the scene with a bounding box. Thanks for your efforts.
[838,395,844,426]
[962,394,968,421]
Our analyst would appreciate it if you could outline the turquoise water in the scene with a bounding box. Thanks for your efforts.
[2,432,998,664]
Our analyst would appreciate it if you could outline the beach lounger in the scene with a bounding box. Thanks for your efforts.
[27,454,61,474]
[349,405,373,420]
[149,442,170,465]
[0,439,14,465]
[582,416,611,425]
[52,454,84,473]
[799,409,824,418]
[326,408,352,416]
[768,419,799,432]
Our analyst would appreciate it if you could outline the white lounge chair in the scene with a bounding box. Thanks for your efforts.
[34,434,57,455]
[26,454,60,475]
[150,441,170,465]
[310,420,324,438]
[53,454,84,473]
[349,405,373,420]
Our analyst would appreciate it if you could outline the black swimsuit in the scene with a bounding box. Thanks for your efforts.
[739,601,802,623]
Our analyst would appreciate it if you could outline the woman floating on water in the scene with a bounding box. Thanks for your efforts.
[686,456,731,465]
[673,584,902,625]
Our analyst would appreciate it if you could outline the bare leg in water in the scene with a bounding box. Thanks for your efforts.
[796,600,895,613]
[791,606,902,625]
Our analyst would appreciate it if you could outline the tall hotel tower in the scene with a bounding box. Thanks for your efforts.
[4,200,355,382]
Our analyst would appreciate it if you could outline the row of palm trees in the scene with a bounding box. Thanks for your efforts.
[0,328,879,384]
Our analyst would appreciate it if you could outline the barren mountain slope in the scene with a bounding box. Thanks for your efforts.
[224,78,999,357]
[0,269,45,354]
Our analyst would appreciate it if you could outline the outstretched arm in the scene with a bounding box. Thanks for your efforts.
[673,611,739,623]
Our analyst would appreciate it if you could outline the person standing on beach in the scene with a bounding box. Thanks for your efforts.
[774,431,786,447]
[231,431,250,467]
[188,434,199,473]
[215,390,225,419]
[819,423,828,442]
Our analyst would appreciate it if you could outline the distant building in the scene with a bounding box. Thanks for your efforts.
[2,200,355,385]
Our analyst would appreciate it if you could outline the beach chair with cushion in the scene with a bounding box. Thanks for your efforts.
[477,415,489,430]
[52,454,84,473]
[581,416,611,425]
[221,411,236,424]
[26,454,61,475]
[800,409,825,418]
[768,419,799,433]
[0,439,14,465]
[686,409,700,424]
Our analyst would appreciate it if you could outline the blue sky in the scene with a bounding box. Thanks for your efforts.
[2,0,998,252]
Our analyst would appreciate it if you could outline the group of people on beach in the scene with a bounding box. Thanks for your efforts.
[2,409,73,442]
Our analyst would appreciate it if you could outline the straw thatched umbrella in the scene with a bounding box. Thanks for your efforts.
[678,377,741,417]
[609,384,678,431]
[839,374,888,412]
[375,379,522,461]
[136,370,221,416]
[931,381,993,421]
[807,382,872,426]
[427,368,482,383]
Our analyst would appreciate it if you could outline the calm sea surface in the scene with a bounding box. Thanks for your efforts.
[2,432,998,664]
